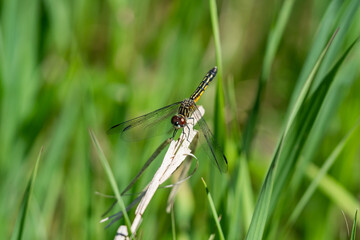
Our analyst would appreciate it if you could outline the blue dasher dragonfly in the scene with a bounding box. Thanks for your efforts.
[108,67,228,173]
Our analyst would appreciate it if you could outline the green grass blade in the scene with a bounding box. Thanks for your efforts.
[350,210,358,240]
[209,0,223,73]
[245,30,337,240]
[201,178,225,240]
[313,0,360,87]
[209,0,223,72]
[228,154,254,239]
[287,0,341,111]
[0,0,39,169]
[171,207,176,240]
[306,164,360,227]
[209,0,225,145]
[89,130,132,236]
[245,139,280,240]
[209,0,227,204]
[11,147,43,240]
[284,29,338,136]
[242,0,295,156]
[246,29,356,239]
[270,35,359,212]
[290,0,360,191]
[238,155,254,229]
[227,75,254,238]
[289,119,360,224]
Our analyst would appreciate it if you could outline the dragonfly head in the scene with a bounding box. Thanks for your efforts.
[171,115,186,129]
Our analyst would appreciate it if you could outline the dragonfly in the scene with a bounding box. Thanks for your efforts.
[108,67,228,173]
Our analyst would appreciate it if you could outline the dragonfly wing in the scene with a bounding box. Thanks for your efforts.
[108,102,181,141]
[191,105,228,173]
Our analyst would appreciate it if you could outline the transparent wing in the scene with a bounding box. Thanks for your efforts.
[108,102,181,141]
[192,105,228,173]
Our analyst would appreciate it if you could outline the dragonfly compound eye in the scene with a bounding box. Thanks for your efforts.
[171,115,186,129]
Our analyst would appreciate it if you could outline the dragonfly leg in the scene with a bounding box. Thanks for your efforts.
[187,116,195,125]
[171,128,178,139]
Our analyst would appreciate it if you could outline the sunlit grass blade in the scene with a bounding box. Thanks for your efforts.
[228,154,254,239]
[201,177,225,240]
[289,119,360,224]
[238,156,254,228]
[270,35,359,212]
[306,164,360,227]
[288,0,360,111]
[290,0,360,191]
[287,0,340,110]
[313,0,360,85]
[226,76,242,143]
[246,27,359,239]
[10,147,43,240]
[244,138,280,240]
[245,30,339,240]
[209,0,225,145]
[350,210,358,240]
[89,130,132,236]
[0,0,39,171]
[209,0,228,205]
[283,29,338,136]
[226,75,254,237]
[242,0,295,156]
[209,0,223,74]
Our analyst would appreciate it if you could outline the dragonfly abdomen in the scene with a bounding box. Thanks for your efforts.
[190,66,217,103]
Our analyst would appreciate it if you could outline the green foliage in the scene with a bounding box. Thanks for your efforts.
[11,147,42,240]
[351,210,358,240]
[89,130,132,235]
[201,177,225,240]
[1,0,360,239]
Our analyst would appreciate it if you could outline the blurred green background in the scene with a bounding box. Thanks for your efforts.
[1,0,360,239]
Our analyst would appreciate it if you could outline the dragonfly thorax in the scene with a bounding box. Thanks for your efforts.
[171,98,196,129]
[178,98,196,117]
